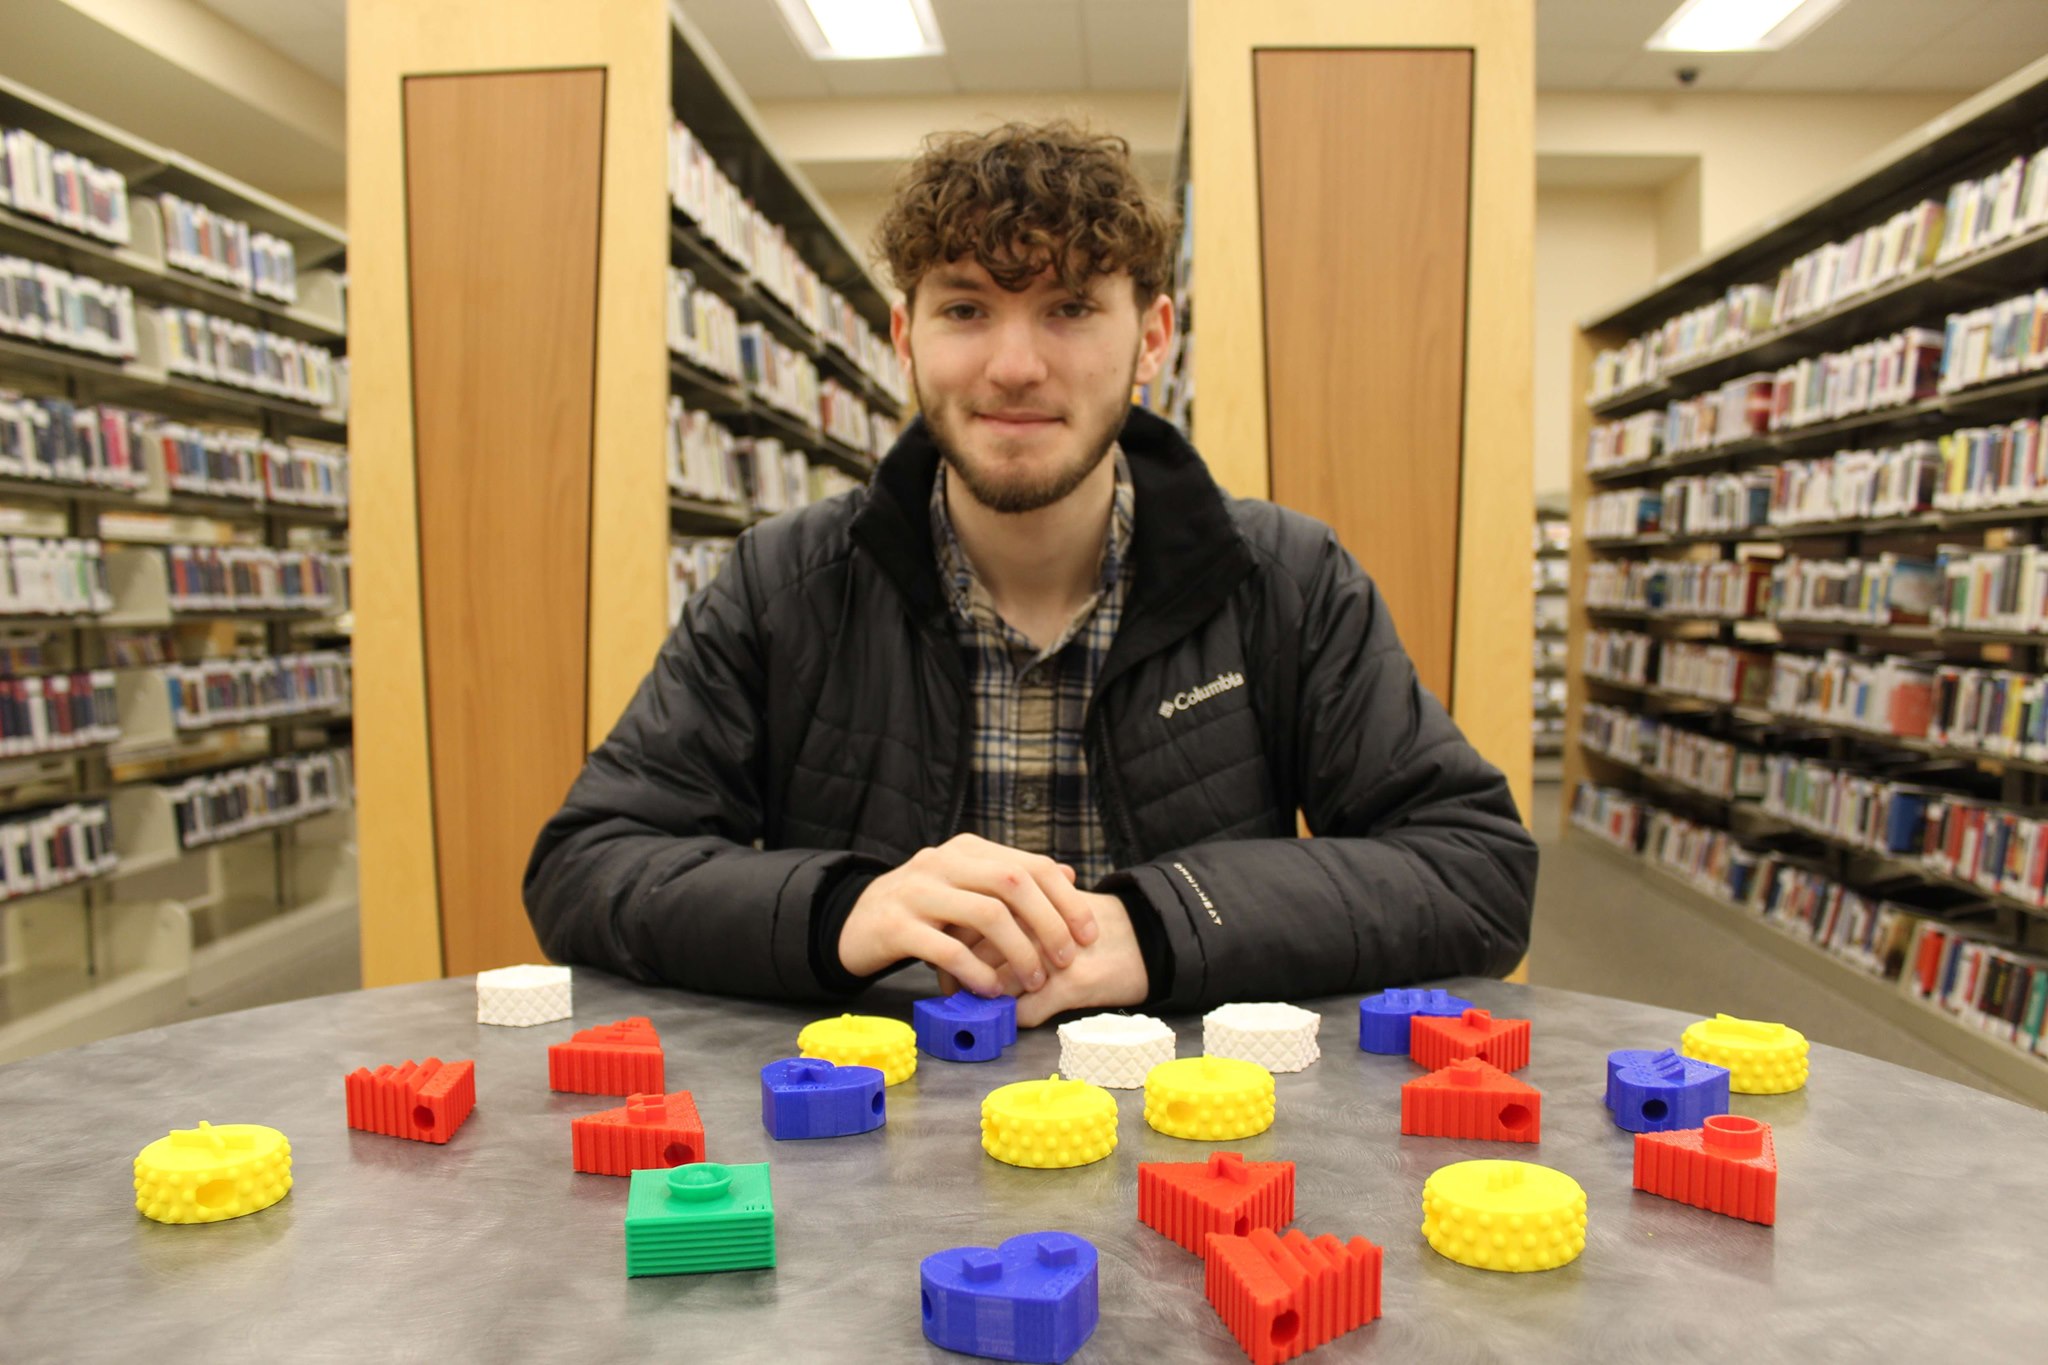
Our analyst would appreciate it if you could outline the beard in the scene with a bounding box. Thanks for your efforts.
[917,364,1135,515]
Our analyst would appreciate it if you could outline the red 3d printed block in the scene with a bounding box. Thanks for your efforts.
[1409,1008,1531,1073]
[1400,1058,1541,1143]
[1138,1151,1296,1257]
[1633,1114,1777,1225]
[572,1091,705,1177]
[548,1016,664,1095]
[344,1058,476,1144]
[1204,1227,1383,1365]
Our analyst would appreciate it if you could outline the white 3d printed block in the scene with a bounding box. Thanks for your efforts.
[1057,1012,1177,1089]
[1203,1002,1321,1073]
[476,963,573,1026]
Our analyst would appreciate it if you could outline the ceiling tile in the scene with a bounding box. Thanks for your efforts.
[1081,0,1186,91]
[1537,0,1677,50]
[1739,43,1906,92]
[1537,45,1638,90]
[1928,0,2048,49]
[1599,48,1768,92]
[1863,46,2045,93]
[679,0,835,99]
[938,0,1086,91]
[820,55,961,97]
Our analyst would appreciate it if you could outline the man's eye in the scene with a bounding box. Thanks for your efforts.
[942,304,979,321]
[1057,302,1094,319]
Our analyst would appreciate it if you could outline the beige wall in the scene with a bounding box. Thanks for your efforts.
[1536,186,1659,494]
[1538,91,1965,259]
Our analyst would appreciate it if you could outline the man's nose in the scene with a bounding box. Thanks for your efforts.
[985,319,1050,388]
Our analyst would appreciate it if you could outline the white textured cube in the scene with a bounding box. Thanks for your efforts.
[476,963,573,1026]
[1056,1012,1177,1089]
[1203,1002,1321,1073]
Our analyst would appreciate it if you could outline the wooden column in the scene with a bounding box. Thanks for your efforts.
[1191,0,1535,821]
[350,0,669,984]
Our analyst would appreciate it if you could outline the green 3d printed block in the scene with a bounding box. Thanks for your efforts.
[624,1161,776,1277]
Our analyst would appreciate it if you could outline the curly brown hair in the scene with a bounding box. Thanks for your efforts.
[875,121,1176,308]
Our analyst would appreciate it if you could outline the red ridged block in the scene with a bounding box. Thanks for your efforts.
[344,1057,476,1144]
[1400,1058,1541,1142]
[1633,1114,1777,1225]
[571,1091,705,1176]
[1204,1227,1383,1365]
[548,1016,664,1095]
[1138,1151,1295,1257]
[1409,1008,1531,1073]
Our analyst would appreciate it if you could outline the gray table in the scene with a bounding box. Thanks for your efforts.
[3,973,2045,1364]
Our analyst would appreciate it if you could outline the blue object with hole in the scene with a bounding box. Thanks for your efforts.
[759,1057,886,1140]
[913,991,1018,1062]
[920,1231,1099,1364]
[1606,1047,1730,1132]
[1357,988,1475,1054]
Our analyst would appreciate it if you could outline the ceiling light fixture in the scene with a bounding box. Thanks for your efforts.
[773,0,945,61]
[1645,0,1845,52]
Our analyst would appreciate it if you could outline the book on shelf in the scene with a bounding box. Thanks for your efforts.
[159,306,338,409]
[0,125,129,244]
[0,536,110,616]
[166,747,351,851]
[0,393,150,491]
[0,256,137,359]
[0,799,115,904]
[157,191,297,303]
[164,650,351,730]
[0,669,118,755]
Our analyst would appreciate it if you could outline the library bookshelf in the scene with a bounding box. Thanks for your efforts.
[0,74,353,1062]
[1567,53,2048,1106]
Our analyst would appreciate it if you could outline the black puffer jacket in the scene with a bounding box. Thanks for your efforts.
[524,406,1537,1011]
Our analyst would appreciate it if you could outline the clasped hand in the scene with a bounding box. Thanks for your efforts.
[837,833,1148,1026]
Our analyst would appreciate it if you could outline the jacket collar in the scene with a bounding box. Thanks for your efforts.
[850,407,1257,661]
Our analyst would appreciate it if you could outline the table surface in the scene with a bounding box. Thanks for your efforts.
[4,972,2046,1364]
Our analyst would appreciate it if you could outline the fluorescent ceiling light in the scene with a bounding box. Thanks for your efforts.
[1646,0,1844,52]
[774,0,945,61]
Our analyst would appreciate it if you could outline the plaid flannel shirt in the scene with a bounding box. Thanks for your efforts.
[930,448,1135,886]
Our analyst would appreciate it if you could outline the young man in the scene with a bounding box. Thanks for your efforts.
[524,122,1536,1026]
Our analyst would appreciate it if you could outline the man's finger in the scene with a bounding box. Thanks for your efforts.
[905,924,1005,997]
[1031,864,1100,948]
[919,880,1049,989]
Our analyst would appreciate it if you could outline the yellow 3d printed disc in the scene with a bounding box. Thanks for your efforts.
[1421,1160,1586,1272]
[1143,1056,1275,1141]
[981,1074,1118,1168]
[134,1120,293,1225]
[798,1014,918,1085]
[1680,1013,1809,1094]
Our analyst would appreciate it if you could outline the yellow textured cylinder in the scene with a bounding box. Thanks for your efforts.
[1421,1159,1586,1272]
[1680,1013,1809,1094]
[980,1074,1119,1168]
[1142,1055,1275,1141]
[133,1121,293,1225]
[798,1014,918,1085]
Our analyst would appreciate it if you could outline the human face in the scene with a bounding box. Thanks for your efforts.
[892,261,1173,515]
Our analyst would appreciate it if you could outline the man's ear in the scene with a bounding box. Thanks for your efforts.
[1132,292,1175,386]
[890,299,913,376]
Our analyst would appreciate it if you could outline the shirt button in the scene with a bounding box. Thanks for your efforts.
[1019,789,1042,813]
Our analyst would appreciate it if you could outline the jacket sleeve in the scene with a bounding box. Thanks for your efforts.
[1102,530,1538,1012]
[522,531,881,999]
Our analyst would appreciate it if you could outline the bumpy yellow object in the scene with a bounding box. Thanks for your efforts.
[980,1074,1118,1168]
[1680,1013,1809,1094]
[1421,1160,1587,1272]
[133,1120,293,1225]
[798,1014,918,1085]
[1142,1056,1275,1141]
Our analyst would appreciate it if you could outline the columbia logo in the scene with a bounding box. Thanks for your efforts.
[1157,671,1245,719]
